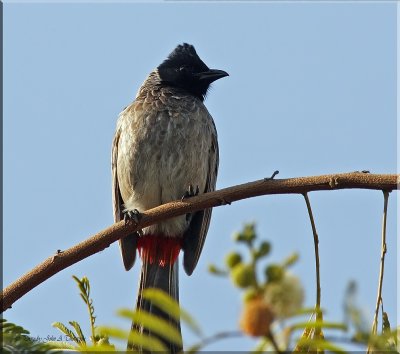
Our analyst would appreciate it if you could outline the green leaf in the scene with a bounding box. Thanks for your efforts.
[290,321,347,331]
[52,322,80,345]
[265,264,284,283]
[69,321,86,344]
[1,319,63,353]
[225,252,243,268]
[233,223,257,246]
[73,275,92,307]
[117,309,182,346]
[142,288,203,337]
[45,341,77,350]
[72,275,97,342]
[98,326,167,352]
[231,263,257,288]
[185,343,202,353]
[254,241,271,259]
[382,312,391,334]
[80,293,89,306]
[252,337,269,353]
[73,275,88,297]
[2,323,30,335]
[293,307,325,317]
[77,344,116,352]
[295,338,346,354]
[208,264,228,276]
[283,252,299,267]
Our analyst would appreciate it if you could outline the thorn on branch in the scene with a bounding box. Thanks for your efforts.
[264,170,279,181]
[352,170,371,174]
[219,198,231,205]
[51,250,63,262]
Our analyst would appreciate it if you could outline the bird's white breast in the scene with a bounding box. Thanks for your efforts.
[116,93,216,237]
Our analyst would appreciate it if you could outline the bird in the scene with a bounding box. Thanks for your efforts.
[111,43,228,353]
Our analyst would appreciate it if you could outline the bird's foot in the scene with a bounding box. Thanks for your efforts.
[123,209,141,224]
[264,170,279,181]
[181,184,200,201]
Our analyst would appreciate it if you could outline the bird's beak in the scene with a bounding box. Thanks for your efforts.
[196,69,229,83]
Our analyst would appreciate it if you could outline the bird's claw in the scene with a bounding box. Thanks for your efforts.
[264,170,279,181]
[123,209,141,224]
[181,184,200,201]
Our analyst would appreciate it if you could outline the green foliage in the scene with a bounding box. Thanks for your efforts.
[50,275,114,351]
[209,222,302,311]
[225,252,242,269]
[233,222,257,246]
[207,222,396,353]
[230,263,257,288]
[97,326,167,352]
[282,252,299,267]
[207,264,227,276]
[52,321,82,344]
[295,337,347,353]
[48,278,203,352]
[142,288,203,337]
[72,275,96,342]
[117,309,182,346]
[342,281,398,352]
[96,289,203,352]
[4,223,398,353]
[254,241,271,259]
[265,264,284,283]
[1,319,61,353]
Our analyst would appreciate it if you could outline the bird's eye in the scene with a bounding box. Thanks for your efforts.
[179,65,188,72]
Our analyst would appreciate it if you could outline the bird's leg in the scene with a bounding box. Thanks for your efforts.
[264,170,280,181]
[123,209,141,224]
[181,184,200,201]
[182,184,200,223]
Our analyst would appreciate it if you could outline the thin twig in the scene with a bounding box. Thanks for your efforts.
[187,331,243,352]
[303,193,322,311]
[367,190,389,353]
[1,173,398,313]
[188,330,282,354]
[267,331,283,354]
[303,193,323,346]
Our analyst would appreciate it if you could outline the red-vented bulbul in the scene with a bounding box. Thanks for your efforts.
[112,43,228,353]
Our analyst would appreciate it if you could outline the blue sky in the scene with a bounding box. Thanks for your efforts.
[4,2,397,351]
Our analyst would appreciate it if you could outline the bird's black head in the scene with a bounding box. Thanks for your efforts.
[157,43,228,101]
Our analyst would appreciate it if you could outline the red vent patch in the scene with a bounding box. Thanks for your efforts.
[137,234,182,267]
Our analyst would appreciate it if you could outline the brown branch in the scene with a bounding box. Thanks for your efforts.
[1,172,398,313]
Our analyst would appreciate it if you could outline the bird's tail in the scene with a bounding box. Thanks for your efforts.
[129,234,183,353]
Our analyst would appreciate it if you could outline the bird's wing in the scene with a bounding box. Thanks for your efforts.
[112,121,137,271]
[183,123,219,276]
[112,126,123,222]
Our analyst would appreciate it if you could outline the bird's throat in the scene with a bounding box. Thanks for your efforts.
[137,234,182,267]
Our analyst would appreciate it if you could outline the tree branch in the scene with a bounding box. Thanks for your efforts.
[1,172,398,313]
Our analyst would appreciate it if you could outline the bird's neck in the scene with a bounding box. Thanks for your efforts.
[136,70,205,102]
